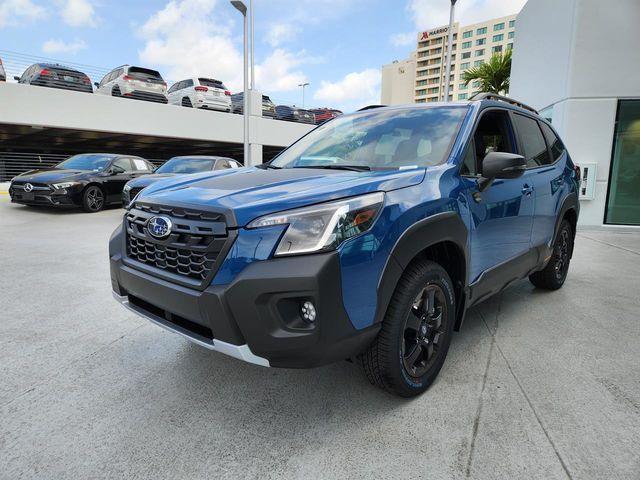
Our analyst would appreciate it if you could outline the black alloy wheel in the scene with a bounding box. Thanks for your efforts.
[402,285,447,378]
[82,186,105,213]
[529,219,574,290]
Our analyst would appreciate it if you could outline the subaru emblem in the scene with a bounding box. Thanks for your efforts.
[147,216,172,239]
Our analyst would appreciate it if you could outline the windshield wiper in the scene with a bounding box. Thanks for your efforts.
[257,163,281,169]
[294,165,371,172]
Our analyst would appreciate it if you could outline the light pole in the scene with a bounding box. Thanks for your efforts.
[443,0,457,102]
[250,0,255,89]
[298,82,309,108]
[231,0,249,165]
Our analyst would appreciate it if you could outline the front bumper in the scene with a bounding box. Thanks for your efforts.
[9,184,81,207]
[110,229,379,368]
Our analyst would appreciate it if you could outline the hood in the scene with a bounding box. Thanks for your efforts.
[126,173,176,189]
[137,166,426,226]
[13,169,91,184]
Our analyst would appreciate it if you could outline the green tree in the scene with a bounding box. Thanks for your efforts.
[462,49,512,95]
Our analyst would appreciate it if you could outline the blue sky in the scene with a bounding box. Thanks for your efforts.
[0,0,525,111]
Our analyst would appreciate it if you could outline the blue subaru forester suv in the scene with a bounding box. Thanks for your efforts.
[110,95,579,397]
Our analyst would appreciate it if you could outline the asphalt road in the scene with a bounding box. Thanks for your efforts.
[1,195,639,479]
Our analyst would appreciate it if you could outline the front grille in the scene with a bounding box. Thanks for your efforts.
[11,181,52,192]
[124,203,233,289]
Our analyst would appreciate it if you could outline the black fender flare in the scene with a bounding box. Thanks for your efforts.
[553,192,579,257]
[374,211,469,330]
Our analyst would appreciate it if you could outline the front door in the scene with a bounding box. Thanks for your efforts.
[461,109,535,283]
[104,158,134,202]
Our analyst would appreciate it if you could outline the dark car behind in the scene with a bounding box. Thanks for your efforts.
[231,93,276,118]
[275,105,315,124]
[309,108,343,124]
[15,63,92,93]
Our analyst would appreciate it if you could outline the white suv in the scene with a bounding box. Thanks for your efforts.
[95,65,168,104]
[168,77,231,111]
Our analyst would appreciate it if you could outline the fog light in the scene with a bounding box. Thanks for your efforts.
[301,301,316,323]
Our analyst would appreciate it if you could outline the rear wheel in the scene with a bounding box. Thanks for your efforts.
[529,219,573,290]
[358,259,455,397]
[82,185,105,213]
[182,97,193,107]
[112,86,122,97]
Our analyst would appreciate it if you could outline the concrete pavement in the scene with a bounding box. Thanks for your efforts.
[1,196,639,479]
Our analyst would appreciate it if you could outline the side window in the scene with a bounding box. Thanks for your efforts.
[215,159,232,170]
[184,79,194,88]
[131,158,151,171]
[539,122,565,162]
[99,72,109,87]
[111,158,132,172]
[168,83,178,93]
[512,113,551,167]
[470,109,517,175]
[460,139,477,175]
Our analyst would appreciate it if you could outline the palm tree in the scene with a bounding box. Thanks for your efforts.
[462,49,512,95]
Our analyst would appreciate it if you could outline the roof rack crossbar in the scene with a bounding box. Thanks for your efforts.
[469,93,538,114]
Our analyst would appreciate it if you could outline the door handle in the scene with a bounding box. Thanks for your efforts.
[521,184,534,196]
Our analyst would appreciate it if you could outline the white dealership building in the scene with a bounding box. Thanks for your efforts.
[511,0,640,227]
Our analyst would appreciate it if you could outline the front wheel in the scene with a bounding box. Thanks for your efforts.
[529,219,573,290]
[358,259,456,397]
[82,185,105,213]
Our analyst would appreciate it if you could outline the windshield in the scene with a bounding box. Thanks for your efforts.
[56,154,113,171]
[156,157,216,174]
[198,78,226,89]
[270,106,468,170]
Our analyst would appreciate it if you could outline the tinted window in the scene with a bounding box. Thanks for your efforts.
[461,140,477,175]
[184,79,194,88]
[56,154,113,171]
[127,67,164,83]
[168,83,178,93]
[539,122,565,162]
[270,107,468,169]
[513,114,551,167]
[199,78,225,89]
[112,158,132,172]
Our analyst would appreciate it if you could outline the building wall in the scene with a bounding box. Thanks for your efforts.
[381,55,416,105]
[414,15,516,103]
[511,0,640,226]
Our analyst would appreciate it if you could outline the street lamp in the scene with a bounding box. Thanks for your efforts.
[298,82,309,108]
[443,0,457,102]
[231,0,249,165]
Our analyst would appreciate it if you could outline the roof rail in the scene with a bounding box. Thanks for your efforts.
[357,105,387,111]
[469,93,538,114]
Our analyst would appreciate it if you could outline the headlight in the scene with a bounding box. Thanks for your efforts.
[52,182,78,190]
[247,192,384,256]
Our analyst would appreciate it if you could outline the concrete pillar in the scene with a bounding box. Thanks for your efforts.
[247,89,264,166]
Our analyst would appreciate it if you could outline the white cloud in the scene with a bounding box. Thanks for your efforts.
[390,32,416,47]
[266,23,298,47]
[314,68,380,112]
[408,0,527,30]
[138,0,310,94]
[42,38,88,54]
[59,0,97,27]
[0,0,46,27]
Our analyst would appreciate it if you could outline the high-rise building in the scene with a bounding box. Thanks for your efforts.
[381,14,517,105]
[414,14,516,103]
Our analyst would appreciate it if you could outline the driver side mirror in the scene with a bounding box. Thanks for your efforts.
[477,152,526,192]
[107,165,125,175]
[94,82,100,88]
[14,76,21,81]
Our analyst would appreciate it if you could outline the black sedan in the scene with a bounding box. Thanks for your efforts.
[275,105,316,124]
[122,156,242,204]
[9,154,155,212]
[14,63,93,93]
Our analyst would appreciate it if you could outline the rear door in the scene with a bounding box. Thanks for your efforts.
[461,108,535,282]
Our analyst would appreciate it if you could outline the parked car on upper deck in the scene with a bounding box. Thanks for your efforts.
[95,65,167,103]
[309,108,343,124]
[0,58,6,82]
[14,63,92,93]
[122,155,242,205]
[231,93,277,118]
[275,105,315,124]
[168,78,232,111]
[10,153,155,212]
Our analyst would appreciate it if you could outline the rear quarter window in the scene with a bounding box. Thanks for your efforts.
[512,113,552,167]
[540,122,565,162]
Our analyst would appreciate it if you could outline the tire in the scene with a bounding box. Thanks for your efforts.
[529,219,573,290]
[112,86,121,97]
[82,185,105,213]
[182,97,193,108]
[358,259,456,397]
